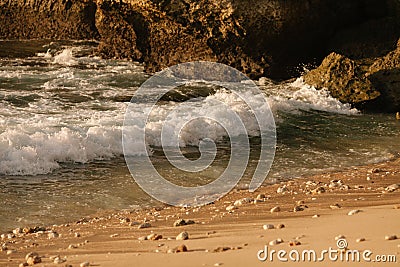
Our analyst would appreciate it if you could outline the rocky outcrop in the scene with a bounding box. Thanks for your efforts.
[366,39,400,112]
[303,53,380,106]
[0,0,99,40]
[303,40,400,112]
[1,0,399,80]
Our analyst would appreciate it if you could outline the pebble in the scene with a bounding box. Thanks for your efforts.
[147,233,162,241]
[6,249,15,255]
[226,205,237,211]
[53,257,66,264]
[289,240,301,246]
[213,247,231,252]
[214,263,223,266]
[175,244,188,253]
[312,214,320,218]
[270,206,281,213]
[269,238,283,246]
[68,244,78,249]
[13,228,22,235]
[129,221,140,226]
[356,238,366,243]
[110,234,119,238]
[384,235,398,241]
[119,217,130,223]
[385,184,400,193]
[330,204,341,209]
[276,224,285,229]
[348,209,362,216]
[173,219,195,227]
[293,205,306,212]
[26,255,41,265]
[254,199,263,204]
[370,168,383,173]
[176,231,189,240]
[25,252,39,261]
[137,222,151,229]
[48,231,59,239]
[74,232,81,238]
[277,185,289,194]
[80,262,90,267]
[311,187,325,194]
[256,194,266,200]
[263,224,274,230]
[234,198,253,206]
[19,263,28,267]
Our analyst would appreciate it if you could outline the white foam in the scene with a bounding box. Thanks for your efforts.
[52,48,78,66]
[266,78,359,115]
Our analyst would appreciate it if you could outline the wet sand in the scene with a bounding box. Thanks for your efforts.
[1,158,400,267]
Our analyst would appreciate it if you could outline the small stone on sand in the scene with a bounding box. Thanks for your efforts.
[270,206,280,213]
[276,224,285,229]
[80,262,90,267]
[385,184,400,193]
[25,252,39,261]
[175,244,188,253]
[256,194,266,200]
[330,204,341,209]
[26,255,41,265]
[269,238,283,246]
[48,231,59,239]
[384,235,397,241]
[356,238,366,243]
[176,231,189,240]
[312,187,325,194]
[289,240,301,246]
[226,205,237,211]
[137,222,151,229]
[53,257,66,264]
[147,233,162,241]
[312,214,320,218]
[263,224,274,230]
[348,209,362,216]
[213,247,231,252]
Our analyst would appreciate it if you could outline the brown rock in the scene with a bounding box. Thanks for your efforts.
[303,52,380,105]
[366,39,400,112]
[175,244,188,253]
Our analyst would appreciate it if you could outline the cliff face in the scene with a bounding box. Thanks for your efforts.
[0,0,99,39]
[0,0,399,80]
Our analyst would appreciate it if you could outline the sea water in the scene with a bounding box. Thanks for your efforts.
[0,41,399,231]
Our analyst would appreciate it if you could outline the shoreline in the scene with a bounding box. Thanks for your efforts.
[1,158,400,266]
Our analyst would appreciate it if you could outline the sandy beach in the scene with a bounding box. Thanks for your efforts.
[1,158,399,267]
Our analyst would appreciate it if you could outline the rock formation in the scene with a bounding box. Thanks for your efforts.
[1,0,399,80]
[303,52,380,105]
[303,40,400,112]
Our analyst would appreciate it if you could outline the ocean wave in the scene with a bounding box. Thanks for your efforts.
[0,48,364,175]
